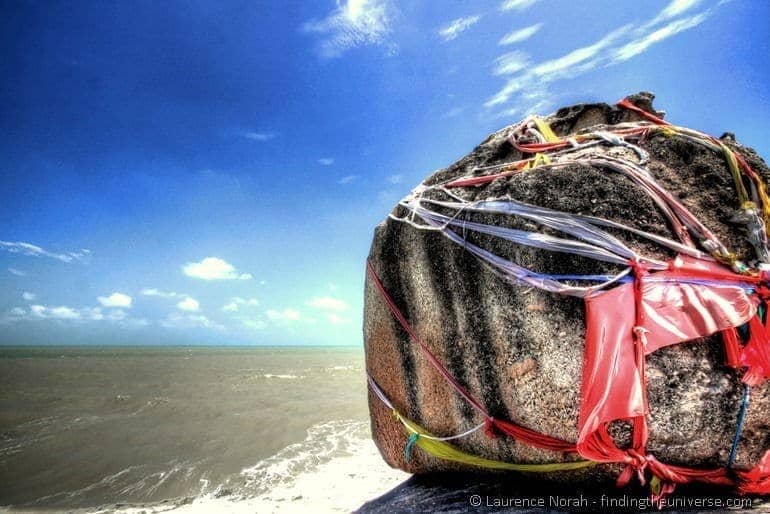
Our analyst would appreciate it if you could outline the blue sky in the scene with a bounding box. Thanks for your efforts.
[1,0,769,346]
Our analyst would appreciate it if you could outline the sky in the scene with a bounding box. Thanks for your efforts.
[1,0,769,346]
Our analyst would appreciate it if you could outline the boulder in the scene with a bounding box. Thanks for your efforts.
[363,92,770,489]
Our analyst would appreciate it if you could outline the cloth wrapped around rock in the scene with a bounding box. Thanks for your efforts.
[363,92,770,494]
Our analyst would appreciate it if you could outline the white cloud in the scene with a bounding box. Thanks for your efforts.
[84,307,104,321]
[0,241,90,263]
[8,268,26,276]
[302,0,392,58]
[22,292,36,301]
[318,158,335,166]
[177,297,200,312]
[485,24,631,107]
[328,282,339,291]
[338,175,358,185]
[388,174,403,184]
[183,257,252,281]
[107,309,126,321]
[613,13,709,62]
[222,297,259,312]
[493,50,531,76]
[30,304,81,320]
[161,312,223,330]
[438,15,481,42]
[656,0,703,23]
[499,23,542,45]
[500,0,540,11]
[493,86,553,120]
[3,304,134,324]
[327,313,350,325]
[97,292,133,308]
[485,2,715,111]
[531,25,631,77]
[266,308,303,322]
[241,131,275,141]
[307,296,349,311]
[441,107,465,119]
[140,288,180,298]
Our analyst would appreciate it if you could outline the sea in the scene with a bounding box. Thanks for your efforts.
[0,346,407,513]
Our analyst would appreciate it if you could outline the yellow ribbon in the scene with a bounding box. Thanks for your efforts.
[533,117,560,143]
[394,412,595,472]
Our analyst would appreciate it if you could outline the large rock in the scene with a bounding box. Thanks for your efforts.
[363,92,770,486]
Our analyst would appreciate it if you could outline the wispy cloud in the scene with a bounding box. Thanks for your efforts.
[438,15,482,42]
[531,25,631,77]
[500,0,540,11]
[17,305,103,321]
[30,304,81,320]
[302,0,392,58]
[493,87,553,120]
[318,158,335,166]
[306,296,349,311]
[441,107,465,119]
[2,303,144,324]
[240,131,276,142]
[107,309,127,321]
[499,23,542,45]
[307,295,352,324]
[388,174,403,184]
[613,12,709,62]
[183,257,252,281]
[161,312,223,330]
[97,292,133,308]
[222,297,259,312]
[265,308,312,324]
[0,241,90,263]
[241,318,266,330]
[338,175,358,185]
[486,1,715,111]
[176,297,200,312]
[140,288,181,298]
[8,267,26,276]
[327,312,350,325]
[486,24,632,106]
[493,50,531,76]
[22,291,36,301]
[651,0,703,25]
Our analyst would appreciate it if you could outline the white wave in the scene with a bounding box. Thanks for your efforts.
[328,365,357,371]
[106,420,407,514]
[132,397,170,415]
[262,374,304,380]
[36,467,140,504]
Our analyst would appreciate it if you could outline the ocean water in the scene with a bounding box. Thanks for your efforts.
[0,346,406,513]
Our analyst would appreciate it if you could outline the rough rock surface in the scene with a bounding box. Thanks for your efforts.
[356,474,770,513]
[363,92,770,486]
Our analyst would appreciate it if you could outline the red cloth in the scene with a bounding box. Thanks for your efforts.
[740,450,770,494]
[578,255,757,481]
[742,316,770,386]
[578,282,645,463]
[640,256,757,354]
